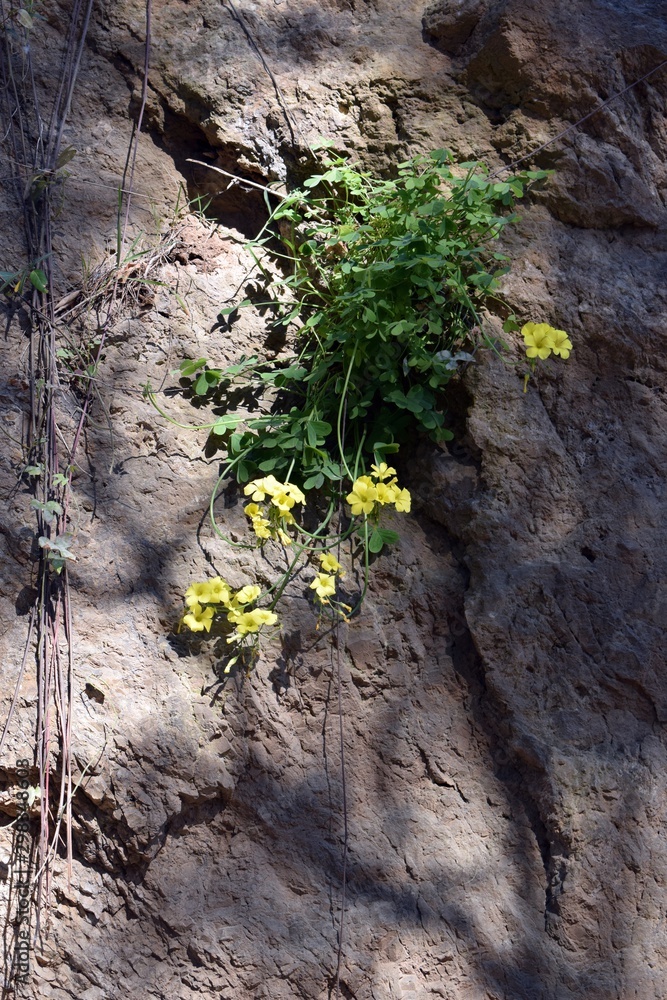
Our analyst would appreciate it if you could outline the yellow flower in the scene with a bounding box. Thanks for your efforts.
[251,516,272,539]
[393,487,411,513]
[235,584,262,606]
[522,322,573,361]
[521,322,554,360]
[269,482,306,512]
[550,328,573,359]
[245,499,295,542]
[310,572,337,602]
[270,490,297,514]
[283,483,306,504]
[250,608,277,628]
[371,462,396,481]
[182,602,215,633]
[276,528,292,546]
[226,606,243,625]
[184,581,214,608]
[320,552,344,575]
[227,608,278,642]
[208,577,232,605]
[243,475,282,502]
[227,608,278,641]
[346,476,377,515]
[375,481,399,506]
[245,478,306,522]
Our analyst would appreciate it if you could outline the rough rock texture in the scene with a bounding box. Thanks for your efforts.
[1,0,666,997]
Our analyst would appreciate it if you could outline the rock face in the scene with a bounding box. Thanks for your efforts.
[423,0,667,229]
[0,0,665,998]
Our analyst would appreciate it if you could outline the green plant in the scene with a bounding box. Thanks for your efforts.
[148,146,568,669]
[30,498,62,524]
[38,532,76,574]
[190,147,549,485]
[0,263,48,296]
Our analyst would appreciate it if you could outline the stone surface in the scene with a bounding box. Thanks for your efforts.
[0,0,666,997]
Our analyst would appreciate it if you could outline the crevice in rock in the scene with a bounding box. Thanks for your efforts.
[92,45,280,236]
[442,375,483,466]
[147,104,274,238]
[384,94,410,145]
[441,520,571,937]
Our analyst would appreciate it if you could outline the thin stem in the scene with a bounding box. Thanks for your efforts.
[186,159,288,199]
[333,615,348,1000]
[208,446,257,544]
[336,346,358,481]
[333,400,348,999]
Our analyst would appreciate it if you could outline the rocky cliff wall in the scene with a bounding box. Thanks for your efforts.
[0,1,666,998]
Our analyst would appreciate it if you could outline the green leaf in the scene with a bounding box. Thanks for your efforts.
[280,305,302,325]
[29,269,48,293]
[194,370,220,395]
[371,441,400,455]
[310,137,335,151]
[368,528,384,553]
[385,385,434,415]
[420,409,444,430]
[212,415,242,435]
[306,422,318,448]
[368,527,400,554]
[321,463,343,481]
[31,498,63,523]
[179,357,208,377]
[218,299,250,316]
[260,364,308,385]
[303,472,325,489]
[222,355,259,376]
[56,146,77,170]
[379,528,399,545]
[306,419,332,447]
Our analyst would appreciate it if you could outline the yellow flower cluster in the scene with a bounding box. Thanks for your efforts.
[310,552,345,605]
[521,323,573,360]
[182,577,277,644]
[227,607,278,641]
[243,475,306,545]
[346,463,411,517]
